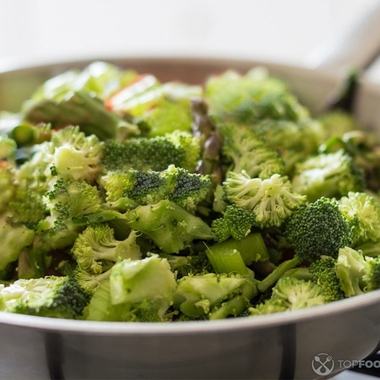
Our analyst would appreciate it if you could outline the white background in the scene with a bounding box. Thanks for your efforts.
[0,0,379,71]
[1,1,380,378]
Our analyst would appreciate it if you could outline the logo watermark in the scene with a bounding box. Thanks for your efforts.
[312,353,380,376]
[312,353,334,376]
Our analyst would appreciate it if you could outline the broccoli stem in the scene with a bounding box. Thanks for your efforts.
[281,267,313,281]
[206,233,269,276]
[206,247,248,276]
[257,254,302,293]
[209,277,259,319]
[211,233,269,264]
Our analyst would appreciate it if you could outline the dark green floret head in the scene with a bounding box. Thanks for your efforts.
[284,197,352,261]
[309,256,345,302]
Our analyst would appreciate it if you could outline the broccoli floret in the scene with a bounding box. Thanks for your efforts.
[205,68,309,123]
[143,98,192,136]
[85,255,176,322]
[44,178,103,226]
[102,130,200,173]
[211,205,256,242]
[173,273,258,320]
[27,61,137,103]
[0,216,35,280]
[110,255,176,314]
[284,198,352,261]
[165,165,211,212]
[101,165,211,213]
[71,224,141,274]
[49,126,104,182]
[36,178,103,250]
[327,130,380,192]
[318,110,359,140]
[224,171,306,229]
[336,246,380,296]
[0,276,90,319]
[292,150,365,202]
[253,119,324,175]
[219,124,285,179]
[362,256,380,292]
[161,251,212,278]
[125,200,213,253]
[309,256,345,302]
[338,192,380,246]
[250,277,325,315]
[73,266,111,294]
[8,186,47,229]
[101,170,165,211]
[16,142,52,193]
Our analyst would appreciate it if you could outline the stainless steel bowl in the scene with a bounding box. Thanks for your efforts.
[1,56,380,380]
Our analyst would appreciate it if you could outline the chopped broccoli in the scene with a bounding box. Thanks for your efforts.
[8,186,47,229]
[211,204,256,242]
[0,276,90,319]
[71,224,141,274]
[110,255,176,311]
[125,200,213,253]
[16,142,52,193]
[336,246,380,296]
[206,233,269,276]
[73,266,111,294]
[253,119,324,175]
[27,61,137,103]
[250,277,325,315]
[0,163,16,214]
[292,150,365,202]
[224,171,306,229]
[2,61,380,323]
[173,273,258,319]
[10,123,52,147]
[25,91,139,141]
[101,130,200,172]
[309,256,345,302]
[0,136,17,160]
[44,178,103,224]
[205,68,309,123]
[49,126,103,182]
[36,178,103,251]
[161,251,212,278]
[101,164,211,212]
[143,98,193,136]
[284,198,352,261]
[338,192,380,246]
[318,110,359,140]
[0,216,35,280]
[218,124,285,179]
[256,254,302,293]
[85,255,176,322]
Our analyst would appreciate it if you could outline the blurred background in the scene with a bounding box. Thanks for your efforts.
[1,0,380,79]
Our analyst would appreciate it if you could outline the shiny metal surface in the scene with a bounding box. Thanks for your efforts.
[1,57,380,380]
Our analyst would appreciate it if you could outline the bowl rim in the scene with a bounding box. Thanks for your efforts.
[0,289,379,335]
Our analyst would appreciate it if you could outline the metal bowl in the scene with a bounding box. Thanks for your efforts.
[1,57,380,380]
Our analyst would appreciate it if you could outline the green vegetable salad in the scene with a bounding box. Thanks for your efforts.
[0,61,380,322]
